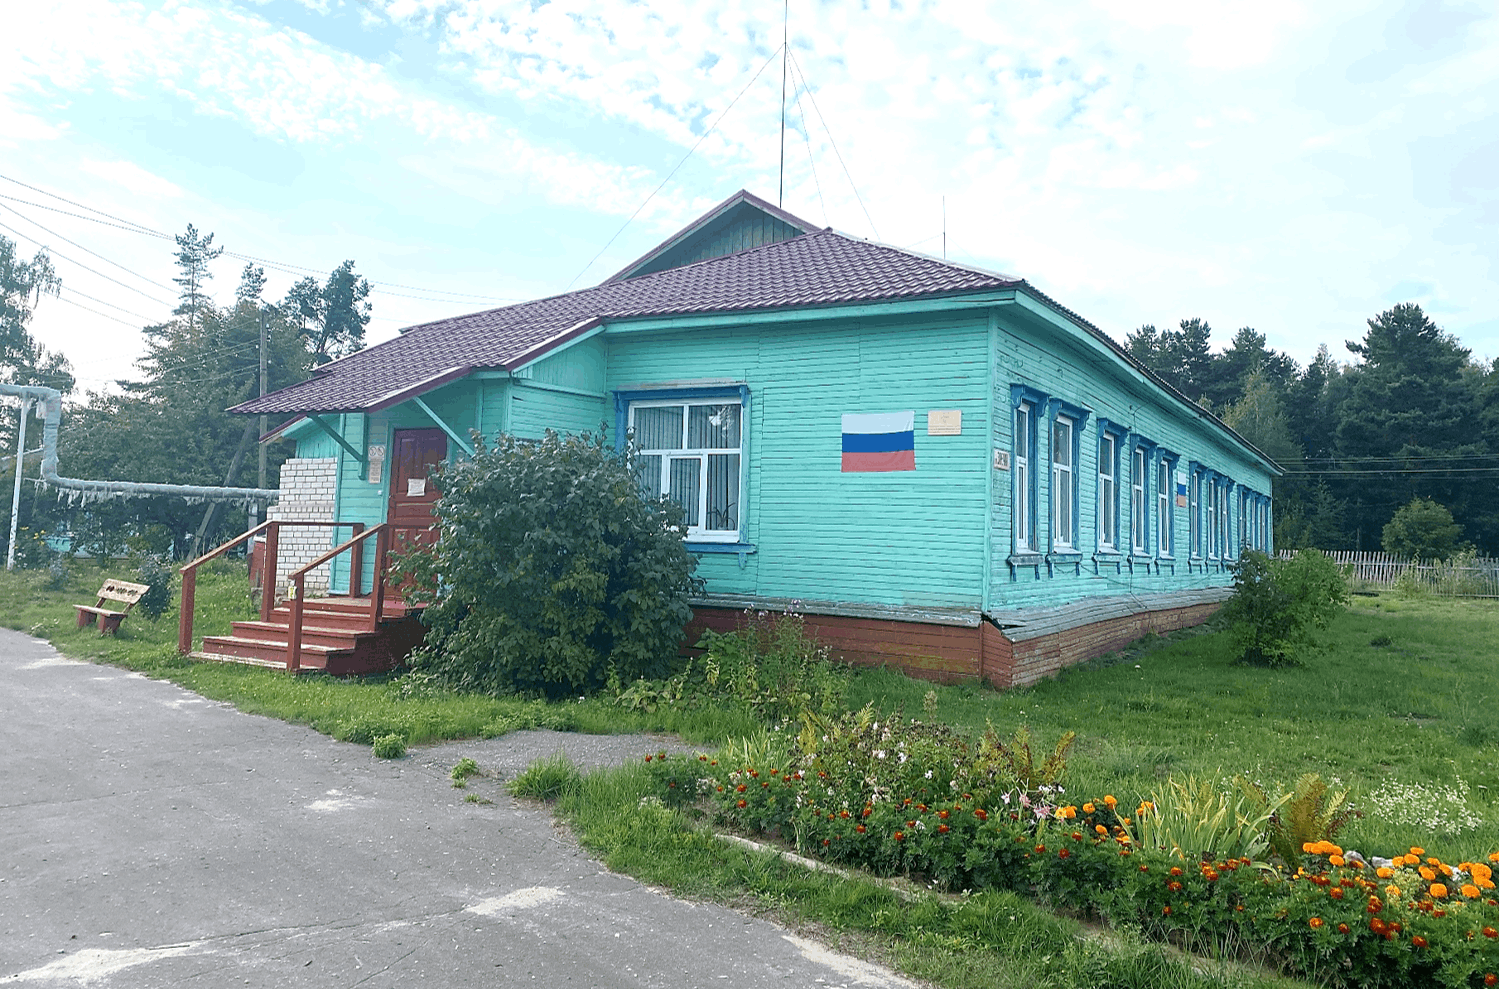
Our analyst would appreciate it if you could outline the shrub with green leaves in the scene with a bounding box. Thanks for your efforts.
[398,428,702,698]
[1220,549,1349,667]
[134,554,174,619]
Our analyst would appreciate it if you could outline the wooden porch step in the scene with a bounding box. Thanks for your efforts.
[198,634,345,668]
[230,620,372,650]
[190,651,312,671]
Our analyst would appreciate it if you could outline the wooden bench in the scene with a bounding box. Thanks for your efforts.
[74,579,152,635]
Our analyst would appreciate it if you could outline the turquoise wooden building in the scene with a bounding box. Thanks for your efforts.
[233,190,1278,686]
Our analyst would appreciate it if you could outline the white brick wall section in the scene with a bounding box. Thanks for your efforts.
[268,458,338,596]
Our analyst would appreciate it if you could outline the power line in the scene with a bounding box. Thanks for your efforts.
[0,200,176,294]
[0,217,174,307]
[51,293,140,329]
[789,50,878,240]
[0,172,522,305]
[565,44,787,291]
[59,286,154,323]
[789,60,828,227]
[1279,467,1499,476]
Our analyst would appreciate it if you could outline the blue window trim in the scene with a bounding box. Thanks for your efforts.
[614,384,752,546]
[1187,460,1205,558]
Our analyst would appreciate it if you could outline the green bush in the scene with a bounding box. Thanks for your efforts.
[134,554,174,619]
[615,610,849,723]
[1220,549,1349,667]
[398,428,702,698]
[371,734,406,759]
[1382,496,1463,561]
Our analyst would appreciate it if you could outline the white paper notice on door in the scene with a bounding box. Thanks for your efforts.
[406,478,426,497]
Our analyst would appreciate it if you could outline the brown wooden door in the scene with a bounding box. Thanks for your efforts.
[388,429,447,552]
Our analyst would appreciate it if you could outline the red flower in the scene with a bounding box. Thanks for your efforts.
[1162,906,1172,916]
[856,824,866,834]
[938,810,949,820]
[1412,936,1428,949]
[938,824,950,834]
[1484,975,1497,987]
[974,809,988,821]
[893,831,905,841]
[1170,867,1184,877]
[1329,888,1344,900]
[644,755,652,762]
[1059,848,1071,859]
[1484,927,1499,939]
[1035,845,1047,854]
[1337,923,1349,934]
[736,784,747,793]
[736,799,747,808]
[1309,917,1324,930]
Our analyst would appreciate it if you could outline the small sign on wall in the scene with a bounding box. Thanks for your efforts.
[993,449,1010,471]
[406,478,427,497]
[366,444,386,485]
[927,409,962,436]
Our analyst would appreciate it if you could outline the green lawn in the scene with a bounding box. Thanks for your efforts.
[8,563,1493,989]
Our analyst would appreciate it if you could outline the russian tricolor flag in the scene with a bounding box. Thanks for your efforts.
[841,411,915,472]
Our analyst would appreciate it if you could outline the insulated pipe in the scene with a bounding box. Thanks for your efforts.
[0,383,279,505]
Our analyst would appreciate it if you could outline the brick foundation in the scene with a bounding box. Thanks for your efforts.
[685,599,1224,690]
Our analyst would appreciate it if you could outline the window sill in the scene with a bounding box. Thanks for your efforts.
[1047,551,1083,563]
[1008,552,1044,567]
[687,541,756,554]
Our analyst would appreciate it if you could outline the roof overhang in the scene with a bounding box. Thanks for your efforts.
[366,365,474,413]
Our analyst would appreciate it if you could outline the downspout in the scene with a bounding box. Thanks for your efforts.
[0,383,279,505]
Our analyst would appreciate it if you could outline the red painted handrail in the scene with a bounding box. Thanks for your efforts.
[177,520,366,656]
[283,522,428,672]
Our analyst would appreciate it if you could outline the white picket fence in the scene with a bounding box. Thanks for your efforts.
[1280,550,1499,598]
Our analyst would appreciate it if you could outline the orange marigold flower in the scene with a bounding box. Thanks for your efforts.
[1337,923,1350,934]
[974,809,988,821]
[1059,848,1071,859]
[1329,855,1346,867]
[737,799,747,808]
[1376,867,1394,879]
[1412,936,1428,948]
[1083,802,1096,814]
[1035,845,1047,854]
[1104,794,1118,808]
[1140,864,1150,872]
[1096,824,1108,835]
[1162,906,1172,915]
[1330,888,1345,900]
[938,810,949,819]
[1370,918,1386,933]
[1309,917,1324,929]
[1431,884,1449,899]
[1419,866,1437,881]
[1386,885,1402,899]
[856,824,866,833]
[1485,927,1499,939]
[894,831,905,841]
[1411,847,1425,856]
[1170,867,1184,876]
[1485,975,1497,988]
[1464,885,1482,899]
[1302,842,1315,854]
[938,824,950,834]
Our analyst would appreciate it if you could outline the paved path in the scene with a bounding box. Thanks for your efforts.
[0,629,917,988]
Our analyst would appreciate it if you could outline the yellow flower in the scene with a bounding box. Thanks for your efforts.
[1082,803,1095,814]
[1411,847,1426,856]
[1431,883,1449,899]
[1376,867,1395,879]
[1303,842,1316,854]
[1463,885,1482,899]
[1420,867,1437,881]
[1330,855,1346,867]
[1103,795,1118,808]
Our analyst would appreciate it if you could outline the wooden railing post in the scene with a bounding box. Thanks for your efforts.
[286,574,305,673]
[261,522,279,622]
[368,525,389,632]
[178,568,196,655]
[349,522,366,597]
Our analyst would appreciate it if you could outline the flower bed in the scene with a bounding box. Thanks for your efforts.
[653,709,1499,988]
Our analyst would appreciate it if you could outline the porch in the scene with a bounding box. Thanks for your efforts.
[178,520,430,675]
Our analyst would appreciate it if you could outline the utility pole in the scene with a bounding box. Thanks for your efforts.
[7,398,31,571]
[254,306,268,531]
[779,0,788,208]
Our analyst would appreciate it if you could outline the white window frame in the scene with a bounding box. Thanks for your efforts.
[1156,458,1172,557]
[1052,414,1075,551]
[1130,445,1148,555]
[1098,431,1118,552]
[1188,469,1201,558]
[1207,479,1220,559]
[1218,481,1233,559]
[629,398,743,543]
[1014,401,1036,553]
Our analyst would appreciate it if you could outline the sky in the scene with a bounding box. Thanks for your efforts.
[2,0,1495,395]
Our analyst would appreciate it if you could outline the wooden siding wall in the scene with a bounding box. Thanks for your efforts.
[634,210,801,278]
[987,308,1275,613]
[607,315,992,610]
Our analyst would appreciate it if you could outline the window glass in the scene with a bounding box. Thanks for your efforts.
[1098,433,1117,550]
[631,398,742,541]
[1015,403,1033,551]
[1052,416,1074,549]
[1131,447,1146,554]
[1157,460,1170,555]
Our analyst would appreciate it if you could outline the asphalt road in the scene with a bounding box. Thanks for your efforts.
[0,628,917,988]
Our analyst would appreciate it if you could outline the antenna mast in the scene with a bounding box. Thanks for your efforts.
[779,0,788,207]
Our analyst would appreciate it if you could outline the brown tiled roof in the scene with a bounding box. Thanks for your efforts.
[232,229,1023,415]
